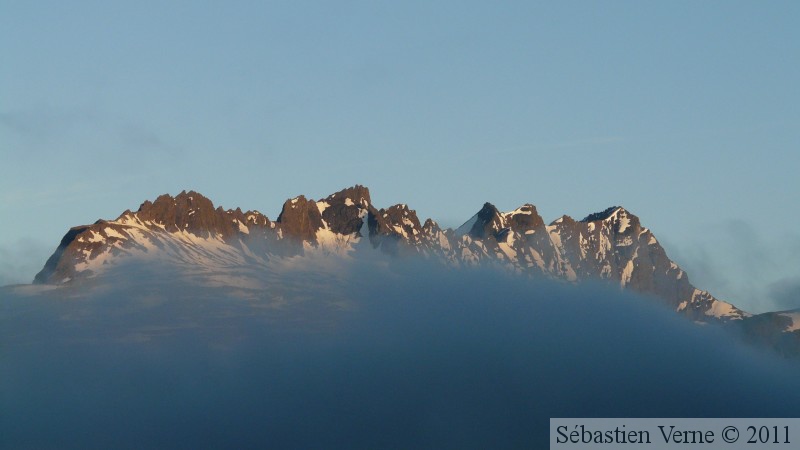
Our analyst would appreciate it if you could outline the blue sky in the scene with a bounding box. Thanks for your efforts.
[2,1,799,311]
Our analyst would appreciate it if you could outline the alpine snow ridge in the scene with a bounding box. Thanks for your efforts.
[36,184,754,325]
[33,184,800,354]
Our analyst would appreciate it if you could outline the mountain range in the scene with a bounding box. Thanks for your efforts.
[30,185,800,355]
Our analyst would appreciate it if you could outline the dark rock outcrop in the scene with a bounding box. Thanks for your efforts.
[276,195,324,242]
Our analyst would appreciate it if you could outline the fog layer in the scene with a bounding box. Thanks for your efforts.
[2,257,799,449]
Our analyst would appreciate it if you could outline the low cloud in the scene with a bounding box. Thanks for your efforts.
[2,256,799,449]
[666,219,800,313]
[768,277,800,312]
[0,238,50,286]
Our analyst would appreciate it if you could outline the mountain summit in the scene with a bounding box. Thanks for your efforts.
[30,185,800,354]
[34,185,748,322]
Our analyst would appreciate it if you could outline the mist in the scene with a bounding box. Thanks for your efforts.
[665,219,800,313]
[2,255,800,449]
[0,238,50,287]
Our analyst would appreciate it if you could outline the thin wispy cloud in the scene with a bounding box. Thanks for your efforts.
[0,238,50,286]
[667,219,800,313]
[768,277,800,312]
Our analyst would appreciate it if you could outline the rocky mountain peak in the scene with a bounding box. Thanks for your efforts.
[581,206,622,222]
[317,186,374,236]
[501,204,545,233]
[125,190,238,237]
[32,225,93,284]
[422,218,441,234]
[276,195,324,241]
[456,202,504,239]
[476,202,501,220]
[376,204,423,242]
[579,206,641,235]
[550,215,576,226]
[323,184,371,208]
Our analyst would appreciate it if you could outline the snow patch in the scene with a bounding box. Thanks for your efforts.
[314,228,357,256]
[104,228,127,240]
[497,241,517,260]
[704,300,739,319]
[546,225,562,249]
[621,259,635,287]
[578,233,588,259]
[502,206,532,217]
[528,249,545,270]
[86,232,105,243]
[236,220,250,234]
[617,214,630,233]
[436,231,450,250]
[617,236,633,246]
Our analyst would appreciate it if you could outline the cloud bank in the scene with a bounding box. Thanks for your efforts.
[2,256,799,449]
[0,238,51,287]
[666,219,800,313]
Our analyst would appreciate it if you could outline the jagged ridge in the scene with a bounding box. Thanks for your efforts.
[34,185,749,328]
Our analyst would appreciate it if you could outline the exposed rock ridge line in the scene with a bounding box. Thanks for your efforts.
[34,185,748,326]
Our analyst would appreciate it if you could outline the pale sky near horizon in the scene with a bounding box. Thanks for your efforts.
[2,1,799,312]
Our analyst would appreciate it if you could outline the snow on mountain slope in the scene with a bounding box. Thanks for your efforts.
[34,185,748,325]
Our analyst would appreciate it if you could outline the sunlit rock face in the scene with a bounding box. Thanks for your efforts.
[33,185,747,323]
